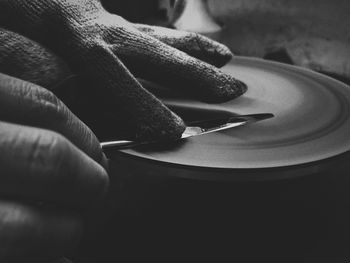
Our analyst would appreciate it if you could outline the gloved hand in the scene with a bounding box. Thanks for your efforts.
[0,0,247,141]
[0,73,108,263]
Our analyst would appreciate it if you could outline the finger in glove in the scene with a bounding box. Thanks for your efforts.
[108,24,247,103]
[70,42,186,141]
[135,24,233,68]
[0,28,71,88]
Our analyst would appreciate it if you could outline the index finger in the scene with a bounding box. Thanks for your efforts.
[0,73,106,166]
[112,27,247,103]
[0,121,109,208]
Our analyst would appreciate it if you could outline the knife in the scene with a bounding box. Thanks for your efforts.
[100,113,274,150]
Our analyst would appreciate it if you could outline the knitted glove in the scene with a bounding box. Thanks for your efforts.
[0,0,247,140]
[0,28,72,89]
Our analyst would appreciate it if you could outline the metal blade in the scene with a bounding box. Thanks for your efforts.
[181,113,274,139]
[101,113,274,150]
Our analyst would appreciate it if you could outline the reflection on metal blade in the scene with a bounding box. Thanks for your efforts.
[101,113,274,150]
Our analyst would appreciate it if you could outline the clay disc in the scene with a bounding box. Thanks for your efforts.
[116,57,350,180]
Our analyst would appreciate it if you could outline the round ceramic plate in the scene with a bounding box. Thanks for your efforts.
[119,57,350,176]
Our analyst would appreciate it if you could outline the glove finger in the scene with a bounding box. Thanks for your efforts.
[135,24,232,67]
[0,121,108,208]
[0,200,82,263]
[0,28,72,89]
[75,43,185,141]
[0,73,106,166]
[111,28,247,103]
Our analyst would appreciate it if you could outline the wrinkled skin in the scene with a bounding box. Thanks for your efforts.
[0,0,246,262]
[0,73,109,263]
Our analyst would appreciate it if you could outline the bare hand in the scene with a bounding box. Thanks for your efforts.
[0,73,109,262]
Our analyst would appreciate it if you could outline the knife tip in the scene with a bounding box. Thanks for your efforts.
[255,113,275,120]
[228,113,274,123]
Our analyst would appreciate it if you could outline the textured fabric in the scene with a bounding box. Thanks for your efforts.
[0,28,72,88]
[0,0,247,140]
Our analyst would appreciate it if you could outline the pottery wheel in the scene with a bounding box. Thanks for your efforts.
[118,57,350,178]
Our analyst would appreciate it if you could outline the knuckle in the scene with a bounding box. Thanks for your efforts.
[193,32,202,40]
[33,87,66,121]
[19,83,66,123]
[184,32,208,51]
[43,133,70,180]
[11,125,107,202]
[194,33,211,47]
[189,32,204,42]
[0,122,70,182]
[26,130,71,183]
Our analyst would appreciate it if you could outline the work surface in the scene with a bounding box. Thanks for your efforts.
[77,58,350,262]
[118,57,350,181]
[75,157,348,262]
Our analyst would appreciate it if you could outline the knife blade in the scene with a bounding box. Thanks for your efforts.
[100,113,274,150]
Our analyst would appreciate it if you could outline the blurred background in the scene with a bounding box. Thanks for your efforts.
[104,0,350,83]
